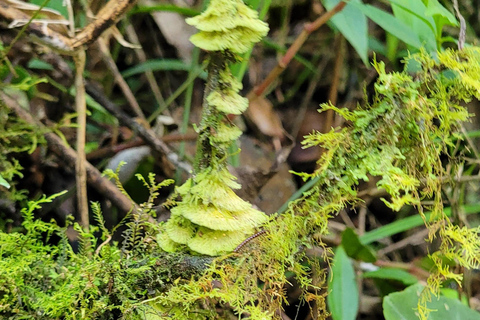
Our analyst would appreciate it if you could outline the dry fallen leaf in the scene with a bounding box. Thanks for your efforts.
[246,92,285,143]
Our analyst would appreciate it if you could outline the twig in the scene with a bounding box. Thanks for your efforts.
[325,34,345,131]
[97,38,146,120]
[377,228,429,256]
[124,24,166,110]
[452,0,466,50]
[373,260,430,279]
[77,1,146,121]
[86,133,197,160]
[249,1,347,99]
[74,50,89,231]
[69,0,138,50]
[357,205,368,236]
[95,235,112,255]
[2,91,138,214]
[85,83,193,175]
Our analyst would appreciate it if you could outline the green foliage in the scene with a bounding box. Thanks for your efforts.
[383,283,480,320]
[323,0,458,63]
[327,246,358,320]
[297,47,480,319]
[0,174,185,319]
[2,1,480,318]
[0,92,46,204]
[159,0,269,256]
[341,228,376,263]
[146,48,480,319]
[0,41,50,205]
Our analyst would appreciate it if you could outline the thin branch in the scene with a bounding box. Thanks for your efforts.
[86,133,197,160]
[250,1,347,98]
[452,0,466,50]
[70,0,138,50]
[125,24,166,110]
[74,50,89,231]
[97,38,146,120]
[85,83,193,175]
[95,235,112,255]
[325,34,345,131]
[1,91,138,215]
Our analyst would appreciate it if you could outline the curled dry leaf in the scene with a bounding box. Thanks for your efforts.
[245,92,285,142]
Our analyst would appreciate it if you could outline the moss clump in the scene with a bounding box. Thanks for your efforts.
[159,0,269,256]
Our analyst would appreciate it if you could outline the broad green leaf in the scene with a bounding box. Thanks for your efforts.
[327,246,359,320]
[425,0,458,32]
[440,288,469,305]
[389,0,437,52]
[349,2,422,50]
[363,268,417,286]
[322,0,369,65]
[0,175,10,189]
[425,0,458,44]
[341,228,377,262]
[383,283,480,320]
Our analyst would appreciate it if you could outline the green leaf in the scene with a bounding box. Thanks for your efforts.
[349,2,422,50]
[121,59,205,79]
[425,0,458,37]
[389,0,437,52]
[327,246,359,320]
[383,283,480,320]
[129,4,200,17]
[341,228,377,262]
[0,175,10,189]
[425,0,457,24]
[29,0,68,18]
[322,0,369,65]
[363,268,417,286]
[359,205,480,245]
[27,58,55,71]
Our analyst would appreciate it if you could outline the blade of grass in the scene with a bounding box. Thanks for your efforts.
[129,5,199,17]
[360,204,480,245]
[147,67,203,123]
[277,176,321,214]
[121,59,205,78]
[176,46,201,179]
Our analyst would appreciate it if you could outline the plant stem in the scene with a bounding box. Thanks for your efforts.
[194,52,225,173]
[74,50,89,232]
